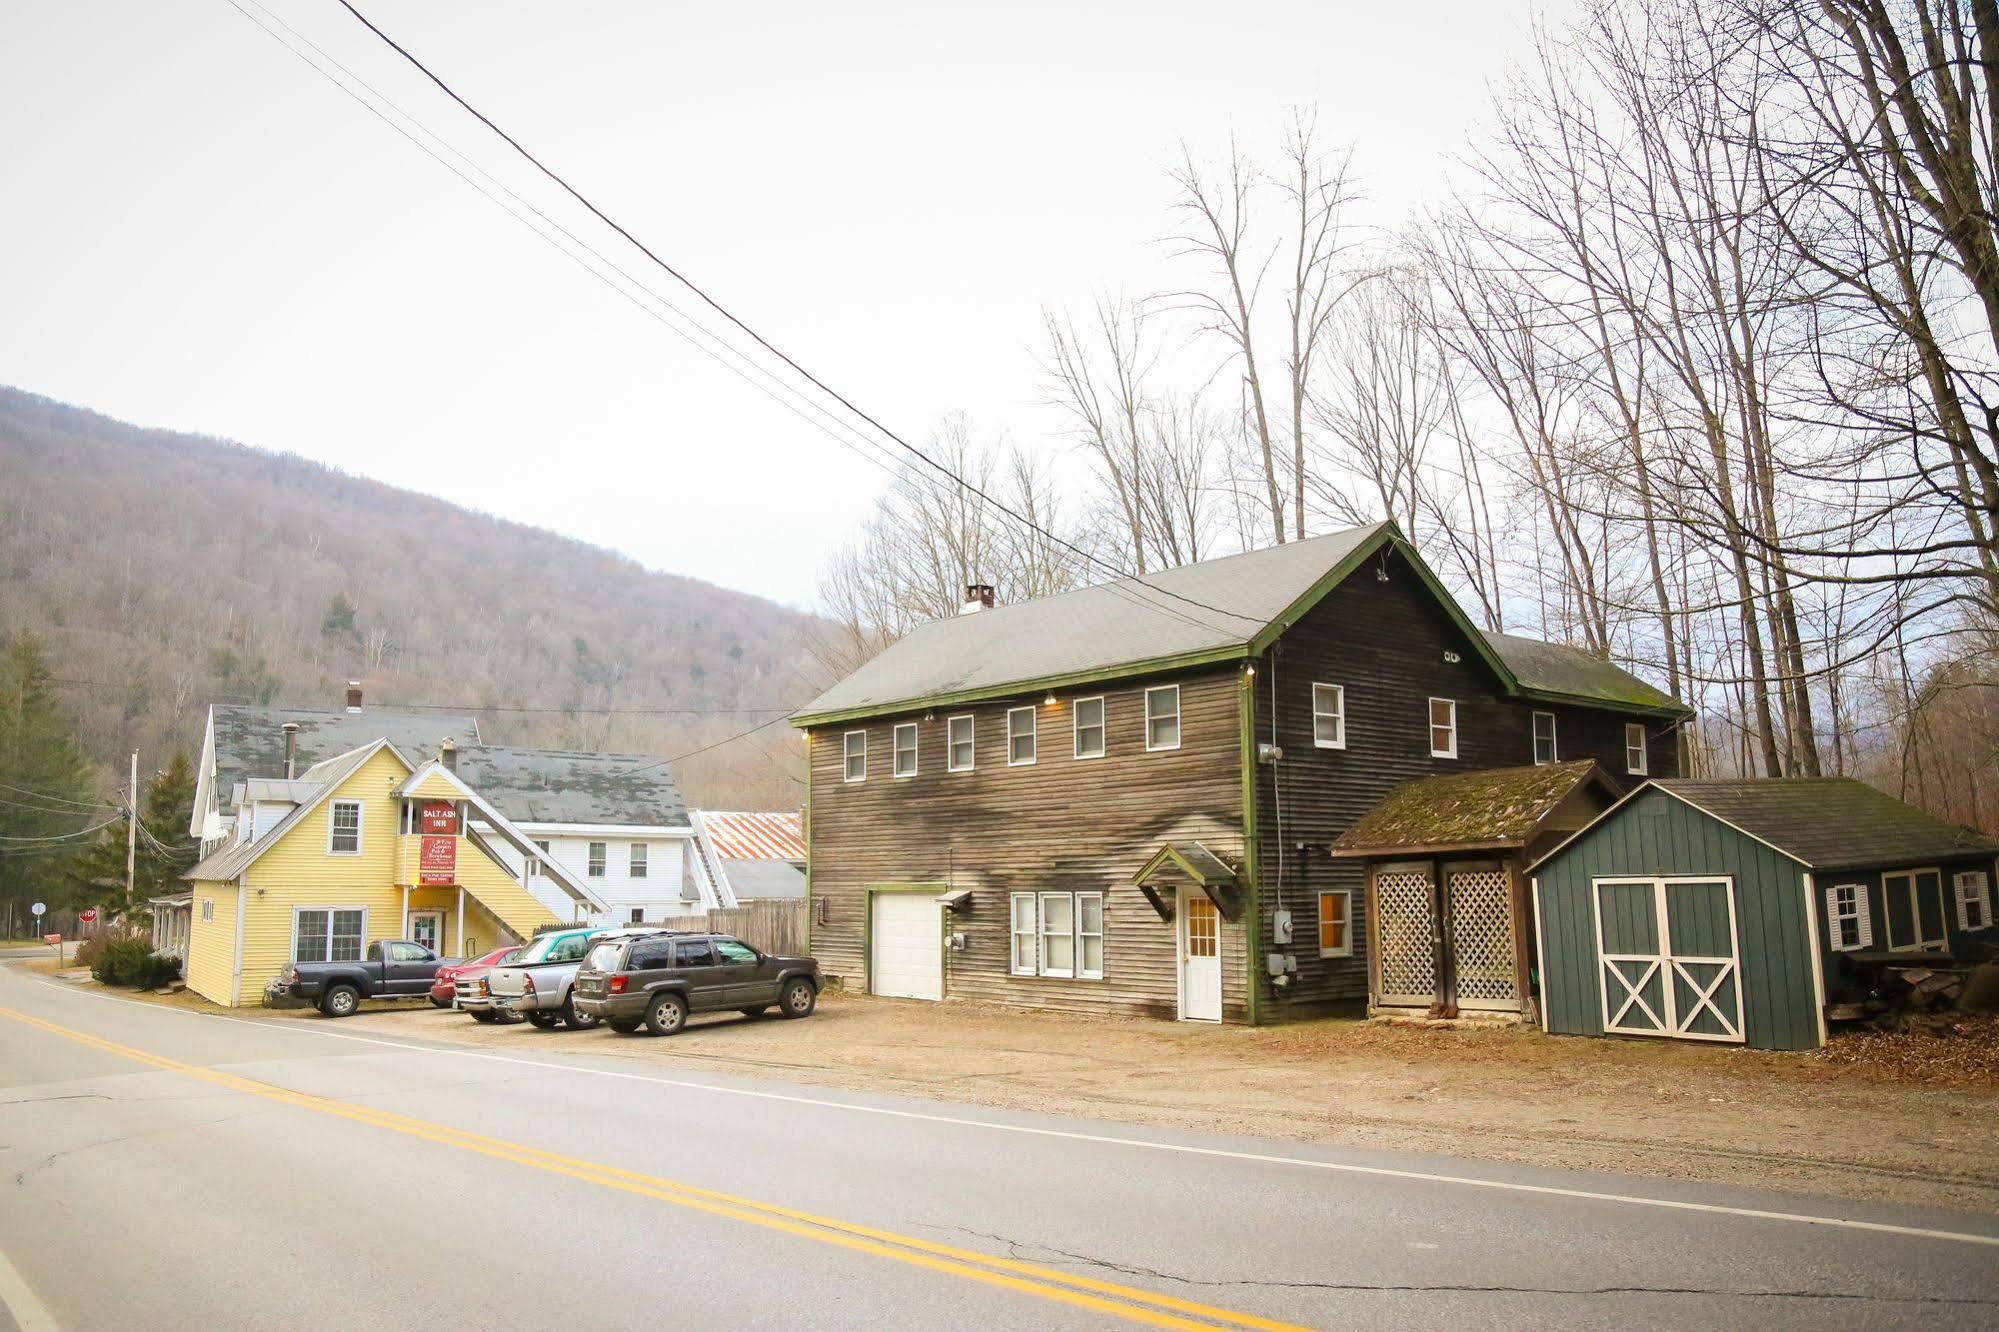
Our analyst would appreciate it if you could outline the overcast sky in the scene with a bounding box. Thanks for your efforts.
[2,0,1569,608]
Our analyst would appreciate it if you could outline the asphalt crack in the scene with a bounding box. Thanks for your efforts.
[923,1224,1999,1306]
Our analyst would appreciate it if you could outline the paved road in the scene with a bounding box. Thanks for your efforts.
[0,961,1994,1329]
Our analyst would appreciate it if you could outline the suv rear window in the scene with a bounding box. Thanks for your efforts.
[674,940,715,967]
[583,941,623,973]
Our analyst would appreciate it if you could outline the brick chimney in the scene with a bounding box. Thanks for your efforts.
[344,681,363,713]
[440,737,457,773]
[281,721,299,780]
[960,583,995,615]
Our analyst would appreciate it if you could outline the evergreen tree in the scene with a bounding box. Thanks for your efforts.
[0,633,102,928]
[63,752,198,915]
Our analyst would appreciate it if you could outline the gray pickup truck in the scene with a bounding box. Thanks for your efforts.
[485,925,608,1030]
[272,939,456,1017]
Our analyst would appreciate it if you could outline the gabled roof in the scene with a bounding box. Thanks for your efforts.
[693,811,804,861]
[790,523,1685,725]
[207,704,478,818]
[186,740,392,882]
[450,744,689,827]
[1330,760,1613,857]
[1648,779,1999,871]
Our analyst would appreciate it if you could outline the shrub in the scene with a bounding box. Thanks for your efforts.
[90,938,154,987]
[72,936,106,972]
[137,952,182,989]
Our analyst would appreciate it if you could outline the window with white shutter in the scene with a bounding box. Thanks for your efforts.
[1955,870,1994,932]
[1826,883,1872,951]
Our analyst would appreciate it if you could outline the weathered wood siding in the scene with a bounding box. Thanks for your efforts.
[1532,788,1821,1050]
[805,666,1250,1021]
[1249,547,1681,1013]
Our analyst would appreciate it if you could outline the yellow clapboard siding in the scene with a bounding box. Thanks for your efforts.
[184,880,239,1005]
[404,770,465,801]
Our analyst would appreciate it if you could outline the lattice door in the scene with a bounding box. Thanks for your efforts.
[1374,864,1437,1006]
[1445,864,1520,1009]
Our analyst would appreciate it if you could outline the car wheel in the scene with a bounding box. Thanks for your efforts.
[739,1005,769,1019]
[320,985,360,1019]
[778,978,817,1019]
[469,1009,498,1024]
[644,991,688,1037]
[560,994,598,1031]
[607,1019,642,1034]
[524,1010,558,1029]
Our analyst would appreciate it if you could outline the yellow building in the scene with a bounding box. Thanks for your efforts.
[182,739,605,1007]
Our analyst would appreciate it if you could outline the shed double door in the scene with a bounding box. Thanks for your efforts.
[1593,877,1743,1043]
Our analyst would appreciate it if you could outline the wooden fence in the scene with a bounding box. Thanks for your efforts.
[657,898,808,955]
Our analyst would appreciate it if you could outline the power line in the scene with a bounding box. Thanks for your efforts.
[325,0,1269,636]
[46,676,798,716]
[0,780,118,812]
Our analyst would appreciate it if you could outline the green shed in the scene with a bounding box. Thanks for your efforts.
[1529,779,1998,1050]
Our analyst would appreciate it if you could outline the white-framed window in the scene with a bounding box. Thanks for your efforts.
[1007,706,1037,765]
[1532,711,1558,765]
[528,838,549,877]
[1428,698,1458,758]
[1312,683,1346,749]
[199,898,214,924]
[587,841,607,877]
[893,722,919,778]
[1145,685,1182,751]
[843,730,867,783]
[1317,889,1353,958]
[1956,869,1994,931]
[294,906,365,963]
[1827,882,1872,951]
[328,800,363,855]
[1009,891,1104,980]
[1073,696,1106,759]
[1625,722,1648,775]
[1010,893,1037,976]
[629,843,648,879]
[947,714,975,772]
[629,907,646,926]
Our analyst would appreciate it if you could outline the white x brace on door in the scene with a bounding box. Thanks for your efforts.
[1592,877,1744,1044]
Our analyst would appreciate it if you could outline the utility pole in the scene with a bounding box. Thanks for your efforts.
[125,750,138,914]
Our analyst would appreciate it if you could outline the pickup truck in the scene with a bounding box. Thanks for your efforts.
[485,926,608,1030]
[272,939,457,1018]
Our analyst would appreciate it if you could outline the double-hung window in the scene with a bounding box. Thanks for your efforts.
[587,841,607,877]
[1827,883,1871,950]
[1625,723,1648,775]
[1957,870,1994,932]
[843,731,867,783]
[947,715,975,772]
[629,843,648,879]
[1428,698,1458,758]
[1009,891,1104,979]
[1317,889,1353,958]
[295,907,364,963]
[1073,696,1106,759]
[528,838,549,877]
[328,800,363,855]
[1145,685,1181,751]
[1532,712,1558,765]
[1312,683,1345,749]
[893,722,919,778]
[1007,707,1037,765]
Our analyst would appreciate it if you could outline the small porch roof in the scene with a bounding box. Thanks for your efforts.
[1329,760,1614,859]
[1131,841,1241,921]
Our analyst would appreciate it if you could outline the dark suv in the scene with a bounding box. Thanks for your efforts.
[573,931,820,1036]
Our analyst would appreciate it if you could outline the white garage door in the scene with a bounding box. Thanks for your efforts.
[871,893,943,1000]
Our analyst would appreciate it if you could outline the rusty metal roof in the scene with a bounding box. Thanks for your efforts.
[694,810,804,861]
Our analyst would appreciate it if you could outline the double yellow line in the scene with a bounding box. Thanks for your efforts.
[2,1007,1306,1330]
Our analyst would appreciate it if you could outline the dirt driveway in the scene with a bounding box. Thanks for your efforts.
[265,989,1996,1215]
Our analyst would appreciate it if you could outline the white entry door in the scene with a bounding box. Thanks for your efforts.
[409,910,444,954]
[1178,888,1222,1022]
[871,893,943,1000]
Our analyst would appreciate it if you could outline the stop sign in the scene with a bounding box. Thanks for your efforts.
[79,908,98,924]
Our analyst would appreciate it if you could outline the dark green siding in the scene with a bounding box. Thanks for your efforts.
[1816,854,1999,1002]
[1533,789,1822,1051]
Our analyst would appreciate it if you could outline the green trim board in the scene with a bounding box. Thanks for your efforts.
[1238,666,1262,1026]
[860,881,949,999]
[1132,843,1239,888]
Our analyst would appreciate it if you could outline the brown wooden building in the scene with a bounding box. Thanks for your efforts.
[792,522,1687,1024]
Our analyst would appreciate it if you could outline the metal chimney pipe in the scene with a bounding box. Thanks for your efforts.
[281,721,299,779]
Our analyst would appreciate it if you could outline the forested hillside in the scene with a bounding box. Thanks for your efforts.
[0,387,825,808]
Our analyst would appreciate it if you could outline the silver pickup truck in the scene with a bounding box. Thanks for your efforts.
[485,926,608,1030]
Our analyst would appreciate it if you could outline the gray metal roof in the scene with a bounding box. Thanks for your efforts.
[212,705,477,813]
[794,522,1681,722]
[451,745,690,828]
[1654,779,1999,871]
[719,859,807,899]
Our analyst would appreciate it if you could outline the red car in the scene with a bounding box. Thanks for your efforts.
[430,947,521,1009]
